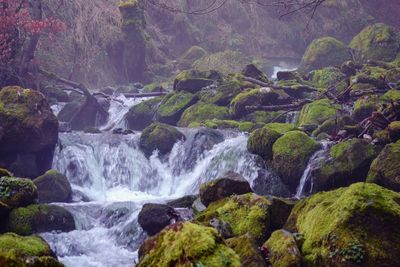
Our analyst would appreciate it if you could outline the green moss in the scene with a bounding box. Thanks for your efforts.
[125,97,163,130]
[312,116,356,137]
[0,233,53,257]
[138,222,241,267]
[195,193,271,243]
[0,177,37,208]
[139,123,184,157]
[353,95,380,121]
[299,37,351,73]
[298,99,339,127]
[247,127,281,160]
[286,183,400,266]
[381,89,400,102]
[157,91,198,125]
[311,67,347,92]
[4,204,75,235]
[178,102,230,127]
[192,50,250,75]
[264,230,302,267]
[178,46,207,69]
[189,119,260,133]
[367,140,400,191]
[272,131,320,190]
[243,111,285,124]
[33,169,72,203]
[226,234,266,267]
[264,123,296,134]
[350,23,400,62]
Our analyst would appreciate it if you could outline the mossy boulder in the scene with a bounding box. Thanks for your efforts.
[192,50,250,75]
[0,86,58,178]
[367,140,400,191]
[2,204,75,236]
[33,170,72,203]
[285,183,400,266]
[189,119,259,133]
[199,172,252,206]
[157,91,198,125]
[312,115,357,138]
[381,89,400,102]
[139,123,185,157]
[230,88,291,118]
[312,139,380,192]
[173,70,214,93]
[310,67,347,92]
[350,23,400,62]
[226,234,266,267]
[299,37,351,73]
[0,233,63,267]
[138,203,177,236]
[178,102,230,127]
[195,193,271,243]
[264,230,302,267]
[137,222,241,267]
[298,99,339,128]
[353,95,380,121]
[264,123,296,135]
[388,121,400,141]
[242,64,270,84]
[125,97,163,131]
[247,127,281,160]
[0,177,37,208]
[272,131,320,191]
[178,46,207,69]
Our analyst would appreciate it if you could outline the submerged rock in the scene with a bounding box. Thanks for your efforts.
[2,204,75,235]
[367,140,400,191]
[33,170,72,203]
[199,172,252,206]
[138,203,178,236]
[0,86,58,178]
[138,222,241,267]
[285,183,400,266]
[139,123,185,157]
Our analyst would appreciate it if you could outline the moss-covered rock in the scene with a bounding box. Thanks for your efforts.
[272,131,320,191]
[173,70,214,93]
[0,177,37,208]
[230,88,291,118]
[139,123,185,157]
[264,123,297,135]
[299,37,351,73]
[350,23,400,62]
[313,139,380,192]
[264,230,302,267]
[0,86,58,178]
[312,115,357,137]
[33,170,72,203]
[178,46,207,69]
[244,111,286,124]
[138,222,241,267]
[189,119,259,132]
[0,233,63,267]
[226,234,266,267]
[381,89,400,102]
[311,67,347,92]
[192,50,250,75]
[353,95,380,121]
[367,140,400,191]
[195,193,270,243]
[178,102,230,127]
[247,127,281,160]
[138,203,176,236]
[388,121,400,141]
[285,183,400,266]
[297,99,339,128]
[125,97,163,131]
[199,172,252,206]
[242,64,270,84]
[2,204,75,236]
[157,91,198,125]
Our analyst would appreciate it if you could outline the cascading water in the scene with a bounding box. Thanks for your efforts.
[295,141,332,198]
[285,111,299,124]
[43,96,266,266]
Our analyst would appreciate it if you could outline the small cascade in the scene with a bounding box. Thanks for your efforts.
[295,141,332,198]
[285,111,299,124]
[51,103,67,116]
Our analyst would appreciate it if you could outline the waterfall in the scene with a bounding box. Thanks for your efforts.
[43,128,265,266]
[285,111,299,124]
[295,141,332,199]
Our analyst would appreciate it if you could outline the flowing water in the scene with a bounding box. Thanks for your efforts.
[295,141,332,198]
[43,96,266,266]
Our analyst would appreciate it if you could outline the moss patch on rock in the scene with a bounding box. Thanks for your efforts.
[226,234,266,267]
[125,96,163,131]
[33,170,72,203]
[138,222,241,267]
[247,127,281,160]
[178,102,230,127]
[0,177,37,208]
[264,230,302,267]
[298,99,339,128]
[157,91,198,125]
[311,67,347,92]
[353,95,380,121]
[285,182,400,266]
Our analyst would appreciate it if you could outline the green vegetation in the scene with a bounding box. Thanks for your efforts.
[247,127,281,160]
[157,91,198,125]
[178,102,230,127]
[298,99,339,127]
[264,230,302,267]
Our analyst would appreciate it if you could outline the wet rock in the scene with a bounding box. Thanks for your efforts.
[0,86,58,178]
[252,169,291,197]
[125,97,163,131]
[209,218,234,238]
[33,170,72,203]
[277,71,298,81]
[199,171,252,206]
[173,70,214,93]
[367,140,400,191]
[242,64,270,84]
[167,195,197,208]
[139,123,185,157]
[138,203,179,236]
[0,176,37,208]
[137,222,241,267]
[226,234,266,267]
[157,91,198,125]
[2,204,75,235]
[247,127,281,160]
